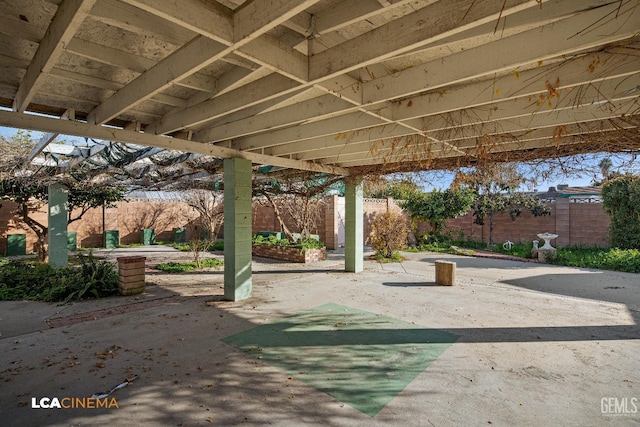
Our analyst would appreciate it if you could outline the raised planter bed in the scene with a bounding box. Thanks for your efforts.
[252,244,326,263]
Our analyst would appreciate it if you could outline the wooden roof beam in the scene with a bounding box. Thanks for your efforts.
[0,111,349,176]
[13,0,96,112]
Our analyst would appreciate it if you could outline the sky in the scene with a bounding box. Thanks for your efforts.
[2,125,633,191]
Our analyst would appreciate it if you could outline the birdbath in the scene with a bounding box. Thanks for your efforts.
[536,233,558,263]
[536,233,558,250]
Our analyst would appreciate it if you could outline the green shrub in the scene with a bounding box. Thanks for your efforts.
[491,241,534,259]
[369,211,408,258]
[172,242,192,251]
[0,253,118,303]
[602,175,640,249]
[298,238,324,250]
[172,240,224,252]
[551,246,640,273]
[209,240,224,251]
[155,258,223,273]
[375,250,404,263]
[252,234,324,249]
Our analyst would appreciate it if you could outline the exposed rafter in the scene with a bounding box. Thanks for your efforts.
[12,0,97,113]
[0,0,637,182]
[0,111,349,176]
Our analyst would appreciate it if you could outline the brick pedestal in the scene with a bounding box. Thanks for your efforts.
[117,256,146,295]
[538,248,557,263]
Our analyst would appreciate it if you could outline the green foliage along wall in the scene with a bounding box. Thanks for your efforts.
[602,174,640,249]
[400,188,476,235]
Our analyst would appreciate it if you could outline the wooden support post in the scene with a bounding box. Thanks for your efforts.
[435,260,456,286]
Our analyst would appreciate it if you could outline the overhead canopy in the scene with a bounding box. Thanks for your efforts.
[0,0,639,177]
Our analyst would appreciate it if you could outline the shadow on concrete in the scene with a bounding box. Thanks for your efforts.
[417,255,539,270]
[145,269,224,276]
[500,272,640,325]
[444,324,639,342]
[381,281,439,287]
[223,322,638,345]
[4,296,429,426]
[418,255,639,325]
[252,269,345,275]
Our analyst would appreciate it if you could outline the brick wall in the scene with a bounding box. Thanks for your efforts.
[569,200,610,246]
[441,199,610,247]
[0,194,612,255]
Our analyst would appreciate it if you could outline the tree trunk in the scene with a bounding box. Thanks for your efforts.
[489,213,495,246]
[262,193,295,242]
[20,202,48,262]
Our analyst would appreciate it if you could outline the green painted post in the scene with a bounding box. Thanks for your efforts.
[223,158,253,301]
[48,183,69,268]
[345,179,364,272]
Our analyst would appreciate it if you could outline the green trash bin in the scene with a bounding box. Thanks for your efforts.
[104,230,119,249]
[67,231,77,251]
[172,227,186,243]
[141,228,156,245]
[7,233,27,256]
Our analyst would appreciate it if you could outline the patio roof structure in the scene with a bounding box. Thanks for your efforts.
[0,0,638,176]
[0,0,639,299]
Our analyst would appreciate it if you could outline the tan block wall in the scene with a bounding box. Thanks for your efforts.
[324,195,339,250]
[0,200,48,254]
[0,198,201,254]
[0,194,611,255]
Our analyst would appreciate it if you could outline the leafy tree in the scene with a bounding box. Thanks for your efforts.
[364,176,421,199]
[602,174,640,249]
[0,179,126,261]
[599,158,613,179]
[453,163,551,246]
[0,132,127,261]
[591,157,620,186]
[400,188,475,236]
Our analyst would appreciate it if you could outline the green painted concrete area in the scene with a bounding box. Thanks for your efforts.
[222,303,459,416]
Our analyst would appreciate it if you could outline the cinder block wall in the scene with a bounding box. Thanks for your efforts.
[0,201,48,255]
[441,199,610,247]
[0,194,611,255]
[569,201,610,246]
[0,199,201,253]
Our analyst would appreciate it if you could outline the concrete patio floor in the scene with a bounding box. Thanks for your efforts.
[0,247,638,426]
